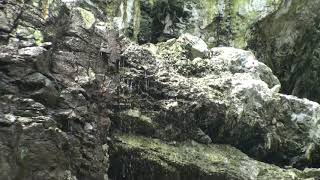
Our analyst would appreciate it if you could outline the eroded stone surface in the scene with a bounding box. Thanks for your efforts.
[113,35,320,169]
[1,0,320,180]
[0,1,112,179]
[110,134,320,180]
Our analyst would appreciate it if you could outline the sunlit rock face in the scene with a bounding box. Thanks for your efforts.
[106,0,281,47]
[107,34,320,179]
[112,34,320,170]
[108,0,320,104]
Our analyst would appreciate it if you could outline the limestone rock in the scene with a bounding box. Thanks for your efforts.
[114,34,320,169]
[1,0,320,179]
[18,47,46,57]
[178,33,208,59]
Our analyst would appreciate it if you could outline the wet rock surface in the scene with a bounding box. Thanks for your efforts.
[109,134,320,180]
[0,0,112,179]
[113,35,320,170]
[108,0,320,105]
[1,0,320,180]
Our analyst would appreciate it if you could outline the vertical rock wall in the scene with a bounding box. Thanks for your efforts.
[248,0,320,102]
[107,0,281,47]
[0,0,117,179]
[2,0,320,180]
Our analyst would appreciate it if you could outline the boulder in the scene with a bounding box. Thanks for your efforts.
[113,34,320,169]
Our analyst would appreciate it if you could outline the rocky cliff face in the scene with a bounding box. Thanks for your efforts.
[248,0,320,103]
[109,0,320,103]
[0,1,112,179]
[1,0,320,180]
[107,0,281,47]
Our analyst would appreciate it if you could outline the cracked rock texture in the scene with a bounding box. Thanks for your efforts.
[113,35,320,171]
[1,0,320,180]
[108,0,320,104]
[0,0,113,179]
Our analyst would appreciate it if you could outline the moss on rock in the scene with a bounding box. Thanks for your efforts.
[115,109,157,135]
[75,7,96,29]
[109,133,320,180]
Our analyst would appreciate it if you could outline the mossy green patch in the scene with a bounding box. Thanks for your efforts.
[76,7,96,29]
[33,30,43,46]
[106,0,282,47]
[116,109,156,135]
[110,133,320,179]
[15,25,44,46]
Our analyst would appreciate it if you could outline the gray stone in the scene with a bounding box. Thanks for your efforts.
[1,0,320,179]
[0,114,16,125]
[115,34,320,169]
[248,0,320,103]
[18,47,46,57]
[178,33,208,59]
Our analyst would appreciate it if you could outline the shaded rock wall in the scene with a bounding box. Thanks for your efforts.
[248,0,320,102]
[0,0,116,179]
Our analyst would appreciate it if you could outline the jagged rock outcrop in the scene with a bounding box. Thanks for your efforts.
[0,0,113,179]
[111,33,320,172]
[1,0,320,180]
[107,0,320,104]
